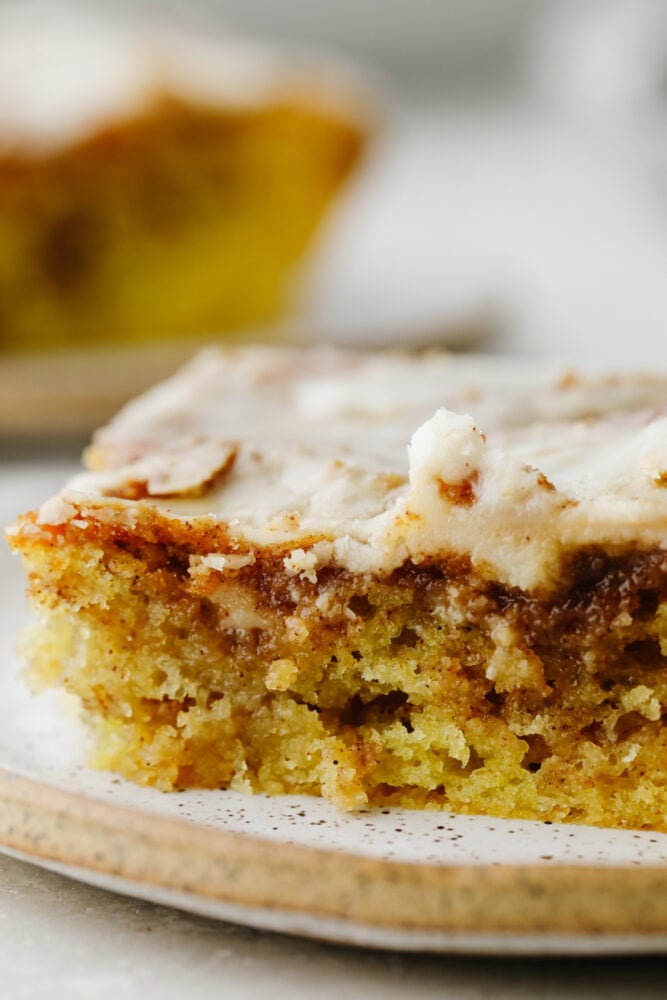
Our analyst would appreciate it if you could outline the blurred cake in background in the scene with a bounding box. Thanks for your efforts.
[0,3,370,353]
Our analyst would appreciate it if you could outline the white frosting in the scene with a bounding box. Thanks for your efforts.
[38,347,667,593]
[0,3,366,155]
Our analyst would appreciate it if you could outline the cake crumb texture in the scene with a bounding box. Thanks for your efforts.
[12,509,667,829]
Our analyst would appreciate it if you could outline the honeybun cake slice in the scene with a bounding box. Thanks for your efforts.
[8,347,667,830]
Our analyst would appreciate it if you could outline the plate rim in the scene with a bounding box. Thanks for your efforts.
[4,767,667,945]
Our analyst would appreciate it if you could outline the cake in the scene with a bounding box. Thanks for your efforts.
[0,5,368,351]
[8,347,667,830]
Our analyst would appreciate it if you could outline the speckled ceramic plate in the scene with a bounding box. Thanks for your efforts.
[3,462,667,955]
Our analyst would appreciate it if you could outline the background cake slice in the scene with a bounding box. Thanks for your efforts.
[8,347,667,830]
[0,5,369,352]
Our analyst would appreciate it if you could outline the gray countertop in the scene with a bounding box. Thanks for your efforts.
[3,850,667,1000]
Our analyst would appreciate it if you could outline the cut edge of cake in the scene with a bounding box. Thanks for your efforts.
[8,347,667,830]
